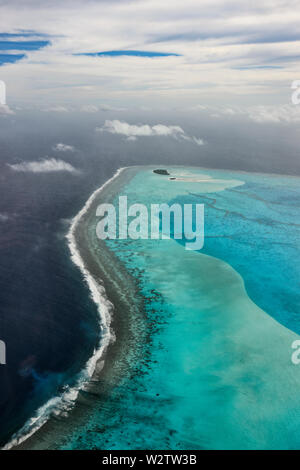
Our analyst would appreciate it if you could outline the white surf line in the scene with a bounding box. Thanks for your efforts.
[3,167,127,450]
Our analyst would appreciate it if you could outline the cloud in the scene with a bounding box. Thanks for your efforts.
[97,120,204,145]
[8,158,79,174]
[97,120,184,138]
[43,106,70,113]
[192,137,205,146]
[192,104,300,124]
[246,106,300,123]
[81,104,99,113]
[0,104,14,115]
[53,143,75,152]
[81,104,127,112]
[0,213,9,222]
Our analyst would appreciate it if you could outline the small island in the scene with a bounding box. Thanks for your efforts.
[153,169,170,175]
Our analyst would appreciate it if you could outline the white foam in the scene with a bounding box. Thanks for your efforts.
[3,167,126,450]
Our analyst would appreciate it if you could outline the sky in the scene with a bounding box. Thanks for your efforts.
[0,0,299,177]
[0,0,299,111]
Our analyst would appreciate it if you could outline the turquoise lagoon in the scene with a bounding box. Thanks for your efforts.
[21,166,300,450]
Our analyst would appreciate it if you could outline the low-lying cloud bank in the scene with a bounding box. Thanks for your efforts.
[97,120,204,146]
[8,158,79,174]
[192,104,300,124]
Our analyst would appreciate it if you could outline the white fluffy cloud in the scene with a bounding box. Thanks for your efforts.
[8,158,79,174]
[98,120,184,138]
[97,120,204,145]
[53,143,75,152]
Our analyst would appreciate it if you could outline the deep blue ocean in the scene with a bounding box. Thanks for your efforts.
[0,120,128,444]
[0,168,102,444]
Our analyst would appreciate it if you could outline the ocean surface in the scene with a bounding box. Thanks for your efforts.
[8,165,300,450]
[0,154,118,446]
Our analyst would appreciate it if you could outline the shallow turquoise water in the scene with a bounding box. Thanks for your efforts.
[62,166,300,450]
[171,168,300,334]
